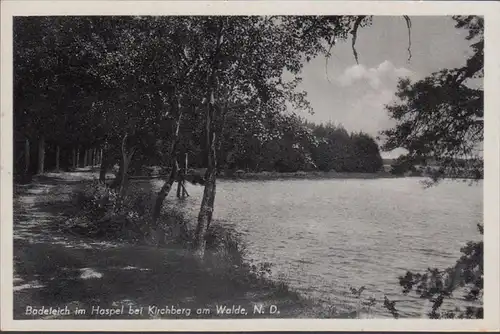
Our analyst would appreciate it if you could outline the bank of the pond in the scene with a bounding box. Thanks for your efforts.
[127,170,401,182]
[13,172,363,319]
[220,170,398,181]
[130,169,480,183]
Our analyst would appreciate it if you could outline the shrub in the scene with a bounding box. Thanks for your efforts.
[204,224,247,272]
[63,180,190,244]
[153,207,192,246]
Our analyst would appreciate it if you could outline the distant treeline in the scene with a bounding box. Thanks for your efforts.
[386,155,483,180]
[211,118,384,174]
[14,115,385,177]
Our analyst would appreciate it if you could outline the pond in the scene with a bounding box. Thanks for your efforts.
[151,177,483,318]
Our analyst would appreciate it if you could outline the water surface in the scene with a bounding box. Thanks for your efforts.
[152,177,483,317]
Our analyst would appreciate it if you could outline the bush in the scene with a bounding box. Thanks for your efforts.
[203,225,247,275]
[63,180,190,244]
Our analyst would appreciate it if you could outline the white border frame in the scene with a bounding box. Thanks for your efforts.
[1,1,499,331]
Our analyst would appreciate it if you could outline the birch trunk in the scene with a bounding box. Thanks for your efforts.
[194,132,217,258]
[183,153,189,197]
[149,103,185,247]
[152,161,178,224]
[193,19,223,259]
[152,109,183,224]
[99,147,108,183]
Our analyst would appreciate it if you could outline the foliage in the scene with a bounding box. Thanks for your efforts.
[63,180,190,244]
[383,224,483,319]
[309,122,383,173]
[348,286,378,318]
[381,16,483,184]
[389,155,416,176]
[13,15,390,190]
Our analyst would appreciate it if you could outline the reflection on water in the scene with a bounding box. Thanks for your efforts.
[151,177,483,317]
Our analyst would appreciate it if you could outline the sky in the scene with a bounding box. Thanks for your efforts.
[294,16,474,158]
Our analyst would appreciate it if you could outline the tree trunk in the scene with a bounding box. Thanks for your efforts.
[152,162,178,224]
[176,165,182,198]
[181,182,189,197]
[55,145,60,171]
[114,134,136,209]
[76,147,80,168]
[72,147,76,169]
[99,149,108,183]
[94,148,98,166]
[183,153,188,197]
[149,162,177,246]
[118,153,134,200]
[110,158,123,189]
[24,138,30,174]
[149,105,184,247]
[152,109,183,223]
[83,149,88,167]
[37,135,45,175]
[193,19,223,259]
[194,133,217,258]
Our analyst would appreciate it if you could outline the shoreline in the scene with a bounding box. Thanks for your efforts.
[127,171,398,181]
[16,168,481,185]
[128,170,481,182]
[218,171,398,181]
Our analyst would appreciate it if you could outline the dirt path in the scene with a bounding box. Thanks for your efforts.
[13,172,320,320]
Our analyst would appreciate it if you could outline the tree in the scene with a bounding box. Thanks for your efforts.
[350,132,383,173]
[189,16,374,257]
[381,16,483,184]
[14,17,115,175]
[381,16,484,318]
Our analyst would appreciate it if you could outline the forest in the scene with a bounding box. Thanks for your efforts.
[14,16,390,256]
[14,19,385,179]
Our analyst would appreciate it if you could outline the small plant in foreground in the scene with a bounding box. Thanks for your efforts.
[348,285,378,318]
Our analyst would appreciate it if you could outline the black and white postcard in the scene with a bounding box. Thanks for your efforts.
[1,0,499,332]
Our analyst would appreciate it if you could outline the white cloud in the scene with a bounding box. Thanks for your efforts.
[344,89,395,137]
[337,60,413,89]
